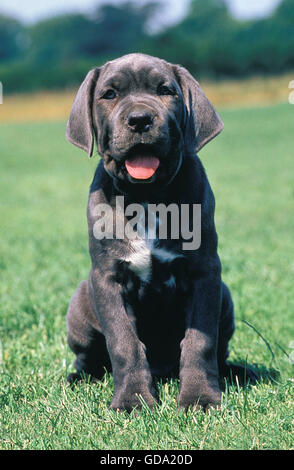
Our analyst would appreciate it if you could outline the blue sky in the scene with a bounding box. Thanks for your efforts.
[0,0,282,26]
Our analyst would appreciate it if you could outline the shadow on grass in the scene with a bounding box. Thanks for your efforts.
[219,360,281,392]
[220,318,286,390]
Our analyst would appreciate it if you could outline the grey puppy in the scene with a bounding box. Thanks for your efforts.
[65,53,253,412]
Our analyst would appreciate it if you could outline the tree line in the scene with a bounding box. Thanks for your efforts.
[1,0,294,93]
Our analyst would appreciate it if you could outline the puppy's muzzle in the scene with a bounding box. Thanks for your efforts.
[128,110,154,133]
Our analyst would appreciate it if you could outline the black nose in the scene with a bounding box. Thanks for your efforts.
[128,111,153,132]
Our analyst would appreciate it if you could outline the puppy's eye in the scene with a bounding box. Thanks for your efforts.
[157,85,174,96]
[102,89,117,100]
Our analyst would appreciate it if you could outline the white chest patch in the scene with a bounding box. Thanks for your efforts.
[123,208,183,283]
[125,240,183,283]
[125,239,153,283]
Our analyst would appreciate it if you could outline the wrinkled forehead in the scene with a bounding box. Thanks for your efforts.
[97,54,175,91]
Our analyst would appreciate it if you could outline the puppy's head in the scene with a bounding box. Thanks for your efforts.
[66,53,223,191]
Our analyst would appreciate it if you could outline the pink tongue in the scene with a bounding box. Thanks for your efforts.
[125,156,160,180]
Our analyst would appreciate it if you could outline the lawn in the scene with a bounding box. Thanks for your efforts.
[0,102,293,450]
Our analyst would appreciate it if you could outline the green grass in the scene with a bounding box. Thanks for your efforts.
[0,103,293,450]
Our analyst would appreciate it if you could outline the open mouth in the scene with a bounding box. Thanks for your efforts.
[125,156,160,180]
[124,145,160,181]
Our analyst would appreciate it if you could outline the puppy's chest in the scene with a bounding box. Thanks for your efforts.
[126,238,181,286]
[119,214,190,297]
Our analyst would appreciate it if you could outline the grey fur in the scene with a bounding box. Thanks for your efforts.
[65,53,256,413]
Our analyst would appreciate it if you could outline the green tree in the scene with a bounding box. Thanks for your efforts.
[0,15,25,62]
[146,0,238,77]
[27,2,159,64]
[230,0,294,74]
[91,2,159,56]
[27,14,99,64]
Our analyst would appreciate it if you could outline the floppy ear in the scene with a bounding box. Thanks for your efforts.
[173,65,224,153]
[66,68,100,157]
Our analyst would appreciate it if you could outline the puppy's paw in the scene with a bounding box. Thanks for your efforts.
[178,367,222,412]
[67,371,98,387]
[178,392,221,412]
[111,390,156,413]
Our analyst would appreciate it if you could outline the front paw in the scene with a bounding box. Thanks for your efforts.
[111,388,156,413]
[178,373,222,412]
[178,389,221,412]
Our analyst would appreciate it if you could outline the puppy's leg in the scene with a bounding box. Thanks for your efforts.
[178,275,222,411]
[66,280,111,383]
[89,268,156,413]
